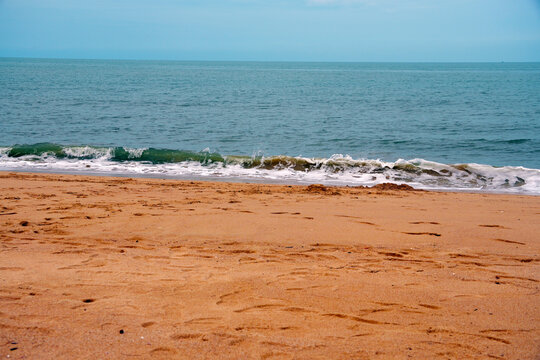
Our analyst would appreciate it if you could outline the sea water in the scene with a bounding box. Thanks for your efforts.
[1,58,539,193]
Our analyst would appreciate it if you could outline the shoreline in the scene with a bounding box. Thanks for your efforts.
[2,143,539,196]
[1,169,538,197]
[1,172,539,358]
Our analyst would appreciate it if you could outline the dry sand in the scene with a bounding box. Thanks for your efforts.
[0,172,539,359]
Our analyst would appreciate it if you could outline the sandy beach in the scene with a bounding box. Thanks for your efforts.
[0,172,538,359]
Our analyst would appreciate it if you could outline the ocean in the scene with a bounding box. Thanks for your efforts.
[1,58,539,194]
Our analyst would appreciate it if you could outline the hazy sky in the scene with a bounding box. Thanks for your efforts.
[1,0,539,61]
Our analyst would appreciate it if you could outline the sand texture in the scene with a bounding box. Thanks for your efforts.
[0,172,539,359]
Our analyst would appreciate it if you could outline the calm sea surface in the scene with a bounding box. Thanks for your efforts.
[1,58,539,192]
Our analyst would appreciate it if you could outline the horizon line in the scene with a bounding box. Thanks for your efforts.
[2,56,539,64]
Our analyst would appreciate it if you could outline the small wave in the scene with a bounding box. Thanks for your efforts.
[1,143,539,194]
[6,143,225,164]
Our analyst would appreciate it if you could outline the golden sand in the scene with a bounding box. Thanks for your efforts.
[0,172,539,359]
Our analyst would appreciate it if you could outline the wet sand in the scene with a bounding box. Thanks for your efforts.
[0,172,539,359]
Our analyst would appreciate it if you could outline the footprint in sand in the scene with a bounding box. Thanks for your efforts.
[479,224,509,229]
[403,232,441,237]
[170,333,203,340]
[150,347,177,355]
[419,303,440,310]
[490,238,525,245]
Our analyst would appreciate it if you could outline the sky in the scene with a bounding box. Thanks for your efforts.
[0,0,539,62]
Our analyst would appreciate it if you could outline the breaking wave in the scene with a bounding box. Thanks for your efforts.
[1,143,539,194]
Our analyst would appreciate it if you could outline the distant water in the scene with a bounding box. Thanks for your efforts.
[1,58,539,193]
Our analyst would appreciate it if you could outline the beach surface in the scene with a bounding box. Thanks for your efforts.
[0,172,538,359]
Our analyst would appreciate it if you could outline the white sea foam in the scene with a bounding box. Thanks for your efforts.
[125,147,146,158]
[1,149,539,195]
[62,146,113,159]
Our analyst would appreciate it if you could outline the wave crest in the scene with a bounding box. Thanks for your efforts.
[1,143,539,194]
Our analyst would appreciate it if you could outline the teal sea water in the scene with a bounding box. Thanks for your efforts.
[1,58,539,193]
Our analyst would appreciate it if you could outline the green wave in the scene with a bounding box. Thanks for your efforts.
[4,143,393,172]
[8,143,66,158]
[0,143,509,179]
[1,143,537,192]
[6,143,225,165]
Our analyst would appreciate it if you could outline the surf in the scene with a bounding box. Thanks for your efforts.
[1,143,539,194]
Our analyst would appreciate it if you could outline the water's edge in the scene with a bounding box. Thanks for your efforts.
[3,169,538,197]
[2,143,539,195]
